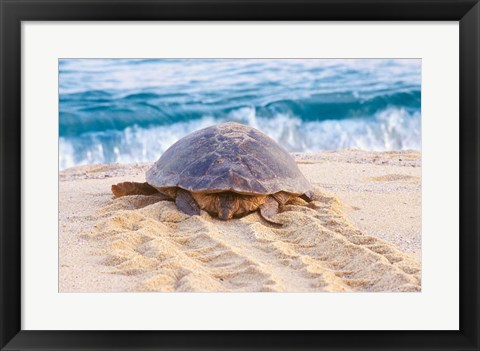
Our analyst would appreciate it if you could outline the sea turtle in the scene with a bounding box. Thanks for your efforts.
[111,122,313,223]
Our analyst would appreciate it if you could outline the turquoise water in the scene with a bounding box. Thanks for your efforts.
[59,59,421,170]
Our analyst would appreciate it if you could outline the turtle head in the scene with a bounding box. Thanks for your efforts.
[216,192,240,220]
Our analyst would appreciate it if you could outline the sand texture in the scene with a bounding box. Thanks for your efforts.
[59,150,421,292]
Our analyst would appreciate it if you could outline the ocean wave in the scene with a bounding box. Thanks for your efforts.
[59,107,420,170]
[59,90,420,137]
[59,59,421,169]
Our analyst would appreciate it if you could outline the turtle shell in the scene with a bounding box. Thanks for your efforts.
[146,122,312,195]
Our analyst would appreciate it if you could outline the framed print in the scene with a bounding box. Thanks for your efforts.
[1,0,479,350]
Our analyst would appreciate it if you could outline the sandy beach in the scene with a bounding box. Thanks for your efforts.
[59,150,421,292]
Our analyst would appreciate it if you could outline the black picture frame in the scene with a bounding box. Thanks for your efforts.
[1,1,479,350]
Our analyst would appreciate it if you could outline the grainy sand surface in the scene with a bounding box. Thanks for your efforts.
[59,150,421,292]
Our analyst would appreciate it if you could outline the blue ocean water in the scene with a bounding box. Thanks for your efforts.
[59,59,421,170]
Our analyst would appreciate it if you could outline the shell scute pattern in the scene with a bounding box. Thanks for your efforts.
[146,122,311,195]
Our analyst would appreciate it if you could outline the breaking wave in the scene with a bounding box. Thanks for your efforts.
[59,107,420,170]
[59,59,421,170]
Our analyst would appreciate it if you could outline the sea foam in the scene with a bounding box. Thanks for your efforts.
[59,107,420,170]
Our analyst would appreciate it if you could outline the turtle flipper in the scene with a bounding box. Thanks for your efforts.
[112,181,162,198]
[175,189,201,216]
[259,196,282,225]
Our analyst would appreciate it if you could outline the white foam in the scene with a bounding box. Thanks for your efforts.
[59,108,420,170]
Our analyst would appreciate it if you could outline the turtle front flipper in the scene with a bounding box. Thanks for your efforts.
[259,196,282,225]
[175,189,201,216]
[112,181,162,198]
